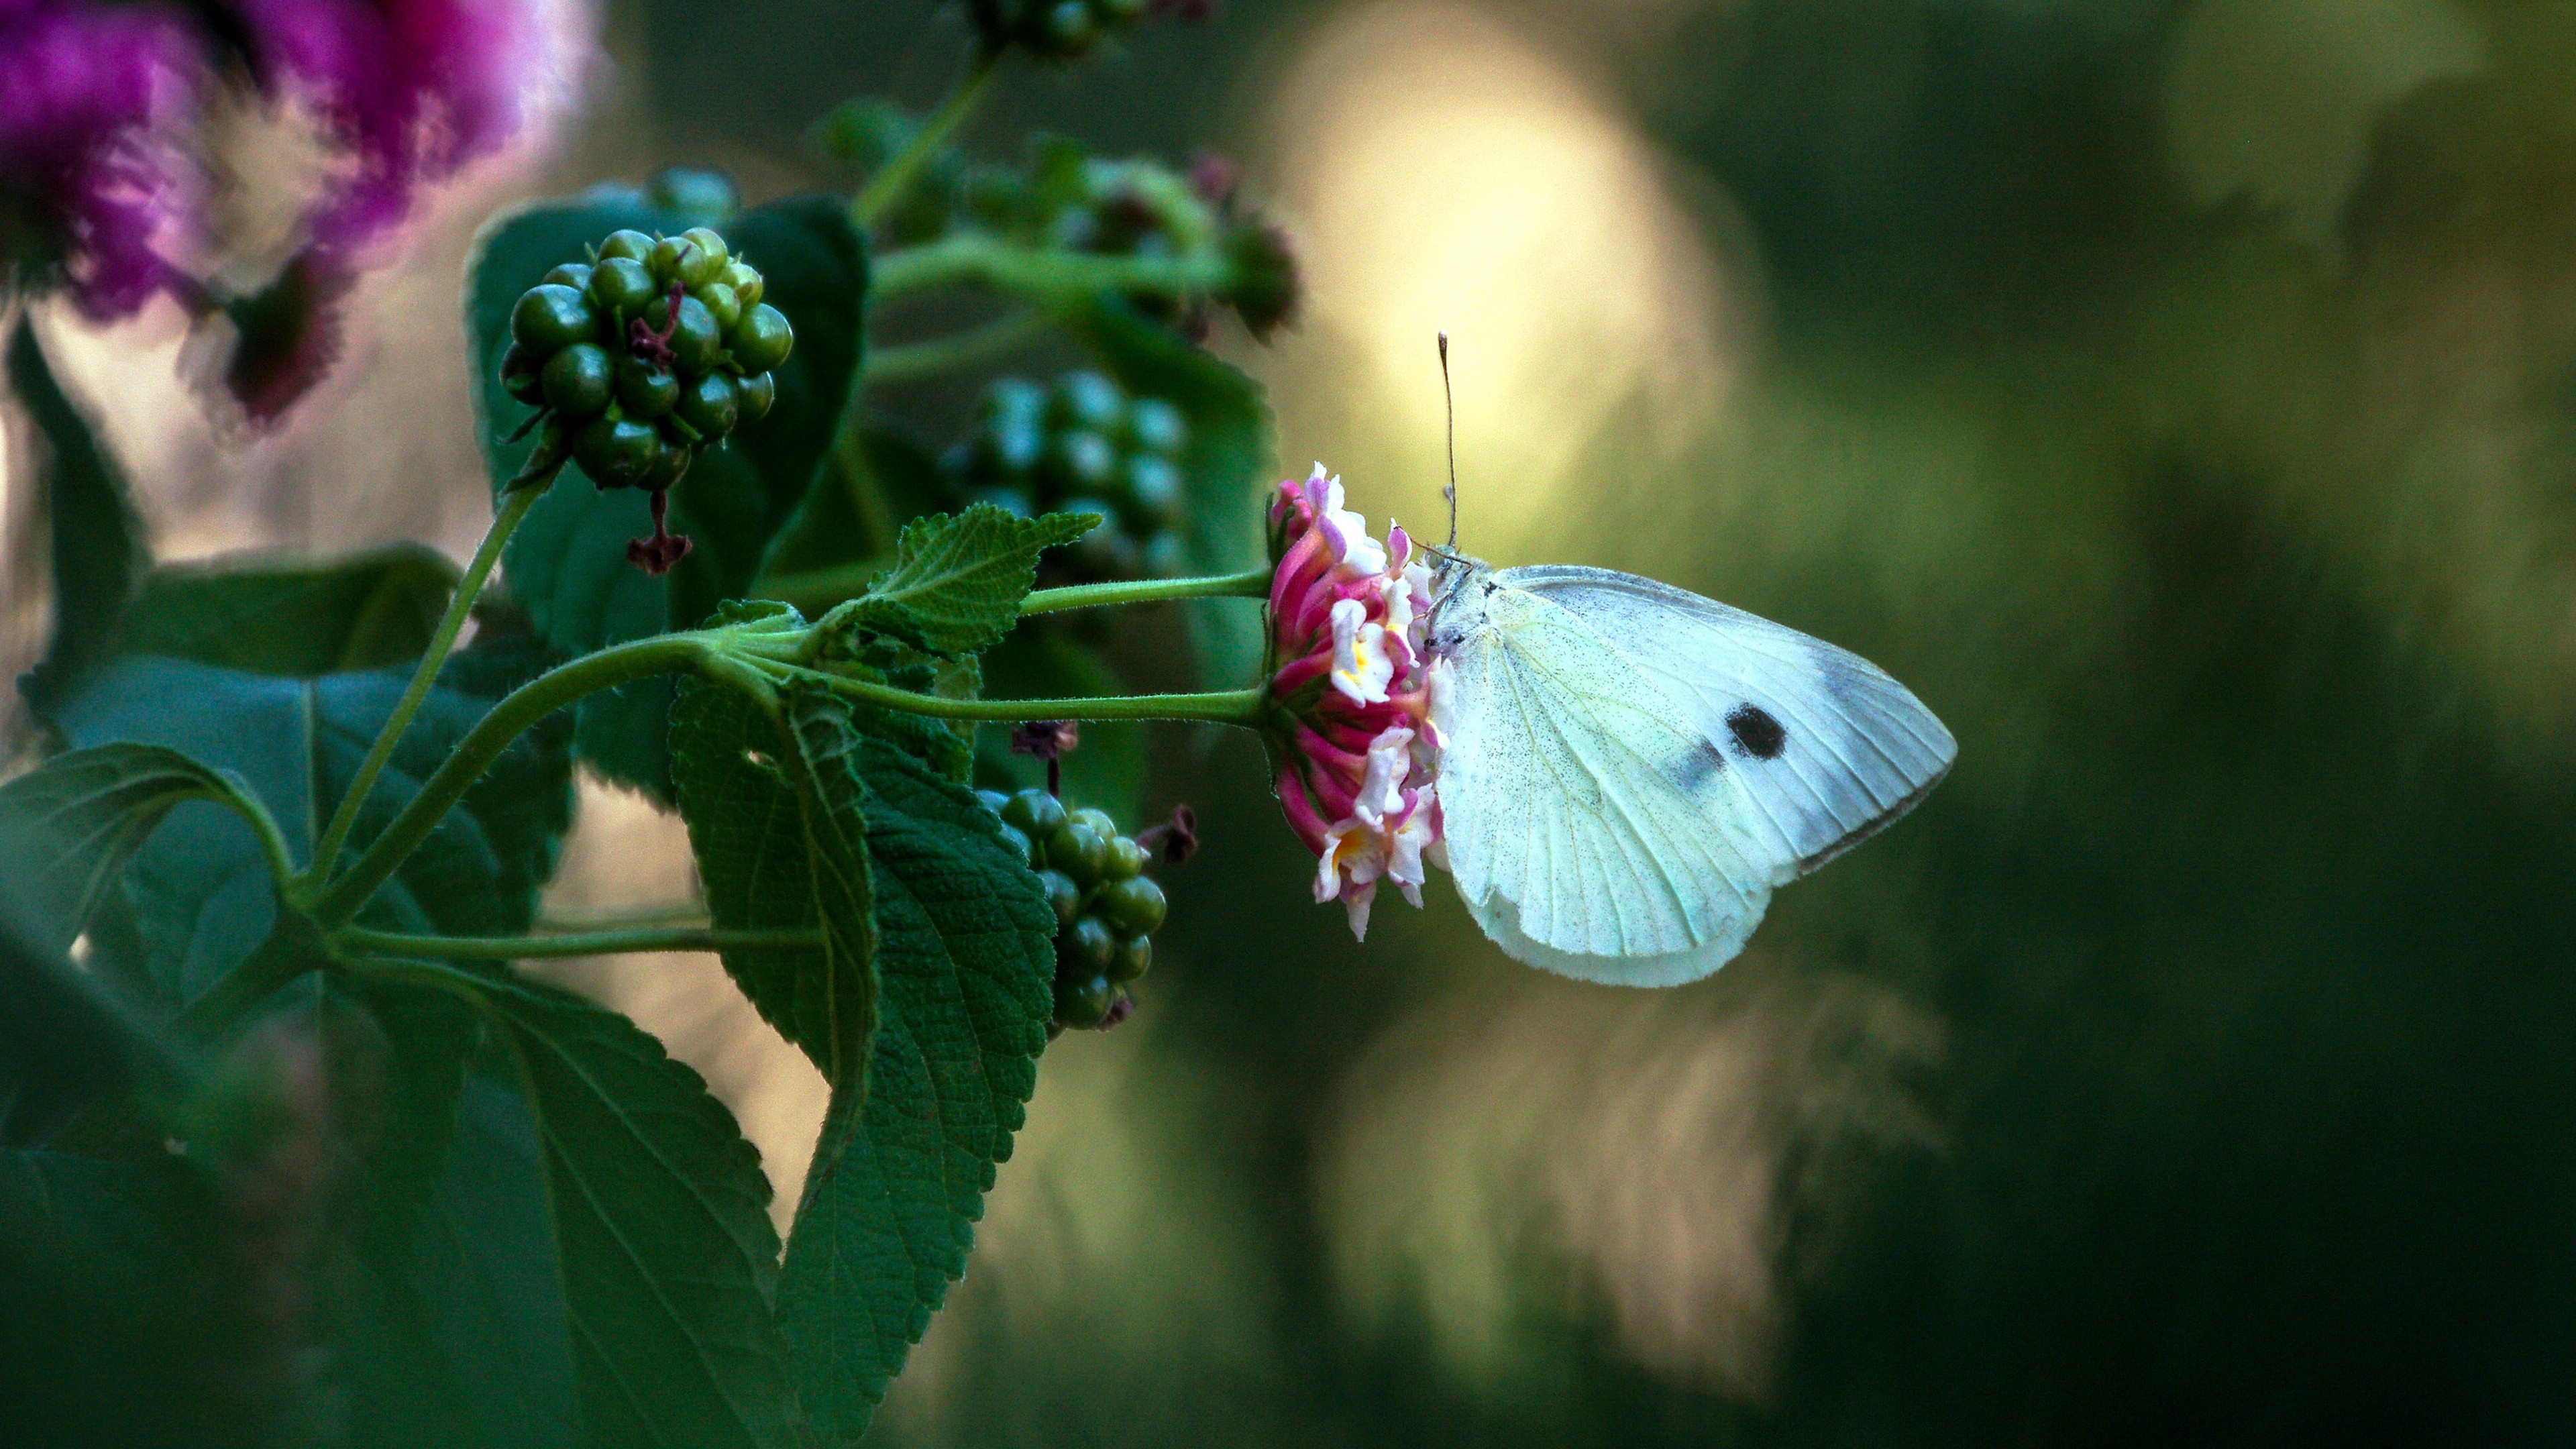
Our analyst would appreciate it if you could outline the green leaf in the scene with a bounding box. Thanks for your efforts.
[0,812,190,1142]
[0,743,282,958]
[356,955,796,1449]
[823,503,1096,659]
[325,1070,583,1449]
[11,317,148,721]
[669,674,879,1105]
[775,723,1056,1441]
[468,193,866,800]
[1053,294,1275,689]
[0,1149,237,1447]
[113,544,460,678]
[41,640,572,1011]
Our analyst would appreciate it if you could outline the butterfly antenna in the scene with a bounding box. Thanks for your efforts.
[1438,331,1458,549]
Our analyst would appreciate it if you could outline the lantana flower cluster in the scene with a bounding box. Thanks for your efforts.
[0,0,554,419]
[1265,464,1443,938]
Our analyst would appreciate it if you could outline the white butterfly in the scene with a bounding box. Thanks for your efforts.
[1424,555,1955,986]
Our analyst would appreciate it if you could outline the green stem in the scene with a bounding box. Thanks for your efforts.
[870,233,1232,305]
[305,483,545,887]
[536,901,712,933]
[865,309,1051,383]
[310,633,716,929]
[852,53,999,231]
[338,925,820,961]
[771,661,1267,727]
[1021,568,1273,615]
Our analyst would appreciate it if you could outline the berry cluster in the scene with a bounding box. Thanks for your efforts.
[983,788,1165,1031]
[967,0,1164,60]
[818,108,1297,337]
[501,225,792,501]
[944,371,1191,581]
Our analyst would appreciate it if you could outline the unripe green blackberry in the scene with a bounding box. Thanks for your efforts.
[503,221,792,522]
[1046,818,1108,883]
[1102,834,1148,880]
[1094,875,1165,937]
[1047,431,1118,493]
[541,343,614,416]
[1126,396,1187,455]
[729,303,794,374]
[1061,915,1116,974]
[613,355,679,419]
[643,170,739,226]
[1053,971,1116,1028]
[511,284,596,354]
[675,371,741,440]
[644,293,722,375]
[1053,370,1126,432]
[590,256,657,318]
[941,370,1200,586]
[679,227,730,278]
[573,414,658,489]
[598,229,655,264]
[1037,869,1082,927]
[1000,786,1067,839]
[696,280,743,334]
[979,790,1175,1032]
[1108,934,1150,984]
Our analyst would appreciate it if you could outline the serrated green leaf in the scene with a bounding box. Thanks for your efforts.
[113,544,460,678]
[42,641,572,1011]
[11,317,147,721]
[356,955,796,1449]
[1053,294,1275,688]
[325,1071,582,1449]
[669,673,878,1106]
[467,193,865,800]
[776,723,1055,1442]
[825,503,1095,659]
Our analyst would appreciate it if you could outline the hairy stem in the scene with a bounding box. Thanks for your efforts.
[1020,568,1274,614]
[851,52,999,231]
[338,925,821,961]
[309,633,715,928]
[536,901,712,933]
[305,483,545,887]
[870,233,1232,305]
[771,661,1267,727]
[865,309,1052,383]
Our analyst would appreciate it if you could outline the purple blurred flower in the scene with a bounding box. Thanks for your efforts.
[0,1,203,319]
[0,0,555,419]
[237,0,539,256]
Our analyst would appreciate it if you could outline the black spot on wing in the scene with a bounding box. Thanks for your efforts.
[1726,704,1787,760]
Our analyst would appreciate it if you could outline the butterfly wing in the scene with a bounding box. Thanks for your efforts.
[1432,582,1779,986]
[1497,564,1955,877]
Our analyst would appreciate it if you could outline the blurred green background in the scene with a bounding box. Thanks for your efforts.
[28,0,2576,1442]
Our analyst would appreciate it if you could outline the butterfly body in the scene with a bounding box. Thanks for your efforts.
[1426,555,1955,985]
